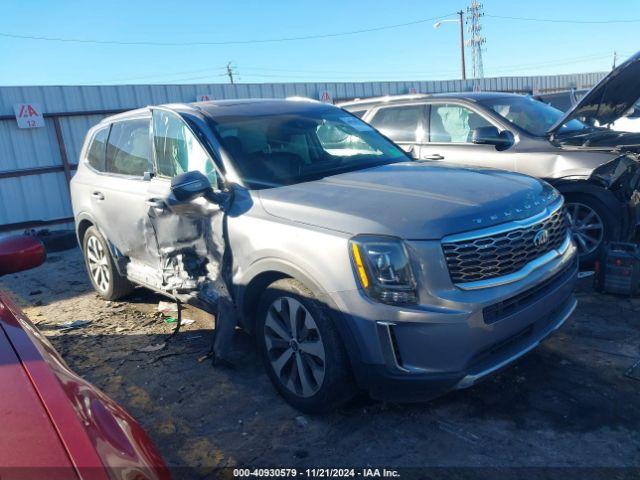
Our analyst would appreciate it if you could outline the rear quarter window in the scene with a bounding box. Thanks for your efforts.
[86,126,109,172]
[106,118,151,176]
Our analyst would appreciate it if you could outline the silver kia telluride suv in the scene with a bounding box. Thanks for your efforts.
[71,98,578,412]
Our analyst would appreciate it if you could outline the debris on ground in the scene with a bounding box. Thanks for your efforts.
[137,342,167,353]
[577,270,595,279]
[58,319,91,331]
[158,301,178,314]
[295,415,309,428]
[197,352,213,363]
[164,317,195,325]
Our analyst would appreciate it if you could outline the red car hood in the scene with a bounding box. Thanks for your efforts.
[0,291,170,480]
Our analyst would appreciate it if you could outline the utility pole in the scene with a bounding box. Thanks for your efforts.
[458,10,466,80]
[466,0,486,80]
[226,62,235,84]
[433,13,466,80]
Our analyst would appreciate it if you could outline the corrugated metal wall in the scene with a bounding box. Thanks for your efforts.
[0,72,606,233]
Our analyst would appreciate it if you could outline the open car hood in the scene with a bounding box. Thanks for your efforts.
[548,51,640,135]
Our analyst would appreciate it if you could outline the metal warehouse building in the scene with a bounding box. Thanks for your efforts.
[0,71,605,235]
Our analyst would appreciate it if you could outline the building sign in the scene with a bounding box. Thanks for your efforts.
[196,94,213,102]
[14,103,44,129]
[319,91,333,103]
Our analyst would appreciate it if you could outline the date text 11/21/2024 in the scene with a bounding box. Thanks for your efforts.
[233,468,401,478]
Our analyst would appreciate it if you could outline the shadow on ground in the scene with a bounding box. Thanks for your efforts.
[1,248,639,478]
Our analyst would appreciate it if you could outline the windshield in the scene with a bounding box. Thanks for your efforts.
[479,95,589,136]
[210,108,407,189]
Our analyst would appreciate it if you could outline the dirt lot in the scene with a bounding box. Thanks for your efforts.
[1,247,639,479]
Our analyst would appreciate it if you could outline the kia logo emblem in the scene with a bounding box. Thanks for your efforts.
[534,229,550,247]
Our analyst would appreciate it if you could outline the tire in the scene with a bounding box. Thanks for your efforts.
[256,278,356,413]
[82,226,134,300]
[564,193,617,266]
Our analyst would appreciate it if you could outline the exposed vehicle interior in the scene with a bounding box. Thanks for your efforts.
[212,112,406,188]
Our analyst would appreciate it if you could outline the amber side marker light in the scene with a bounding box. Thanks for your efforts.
[351,243,369,288]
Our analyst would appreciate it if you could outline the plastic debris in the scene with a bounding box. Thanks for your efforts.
[164,317,194,325]
[137,342,167,353]
[578,271,595,279]
[157,301,178,314]
[58,320,91,331]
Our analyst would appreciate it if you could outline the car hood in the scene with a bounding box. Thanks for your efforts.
[548,51,640,135]
[0,324,76,477]
[258,162,560,240]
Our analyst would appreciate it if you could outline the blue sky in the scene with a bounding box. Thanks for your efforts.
[0,0,637,85]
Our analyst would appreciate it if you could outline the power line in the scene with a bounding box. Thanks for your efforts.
[0,12,457,46]
[105,66,228,83]
[88,52,615,85]
[485,14,640,24]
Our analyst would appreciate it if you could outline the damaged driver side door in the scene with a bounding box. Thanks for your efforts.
[146,109,227,307]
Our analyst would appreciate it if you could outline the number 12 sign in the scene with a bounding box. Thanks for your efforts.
[14,103,45,129]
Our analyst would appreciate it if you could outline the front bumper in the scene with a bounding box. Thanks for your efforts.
[331,238,578,402]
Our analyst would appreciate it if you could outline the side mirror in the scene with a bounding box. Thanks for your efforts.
[471,126,513,151]
[0,235,46,276]
[170,171,214,202]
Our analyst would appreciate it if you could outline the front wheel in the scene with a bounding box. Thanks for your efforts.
[82,226,133,300]
[256,278,356,413]
[564,194,616,265]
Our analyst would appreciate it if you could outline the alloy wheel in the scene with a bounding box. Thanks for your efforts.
[86,235,110,292]
[263,296,326,398]
[566,202,604,257]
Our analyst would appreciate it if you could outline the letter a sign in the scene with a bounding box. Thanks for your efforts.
[14,103,45,129]
[319,91,333,104]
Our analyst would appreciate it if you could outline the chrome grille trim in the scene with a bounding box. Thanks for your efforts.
[442,200,570,287]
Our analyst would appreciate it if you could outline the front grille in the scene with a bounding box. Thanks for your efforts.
[442,207,568,284]
[483,257,577,324]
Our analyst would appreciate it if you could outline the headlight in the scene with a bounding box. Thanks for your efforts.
[349,235,417,305]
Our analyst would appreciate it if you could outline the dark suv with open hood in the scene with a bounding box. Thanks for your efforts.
[340,52,640,264]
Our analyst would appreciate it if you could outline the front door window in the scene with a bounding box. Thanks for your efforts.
[429,103,493,143]
[152,110,218,186]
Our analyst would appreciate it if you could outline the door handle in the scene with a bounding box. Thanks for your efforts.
[145,199,165,209]
[92,191,105,200]
[422,154,445,160]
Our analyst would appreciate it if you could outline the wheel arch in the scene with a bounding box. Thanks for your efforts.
[75,213,97,249]
[551,179,624,238]
[550,179,623,215]
[236,259,365,381]
[236,259,329,333]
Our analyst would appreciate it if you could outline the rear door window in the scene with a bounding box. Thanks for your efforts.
[105,119,151,176]
[369,105,426,143]
[429,103,493,143]
[87,126,109,172]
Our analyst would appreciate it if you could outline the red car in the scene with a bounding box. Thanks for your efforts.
[0,235,170,480]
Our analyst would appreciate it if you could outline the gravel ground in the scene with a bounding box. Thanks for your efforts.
[1,247,639,479]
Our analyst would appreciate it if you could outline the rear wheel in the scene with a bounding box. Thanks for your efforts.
[564,194,616,265]
[256,278,355,413]
[82,226,133,300]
